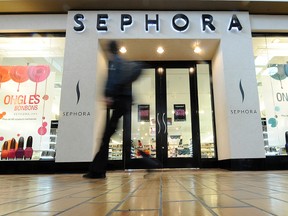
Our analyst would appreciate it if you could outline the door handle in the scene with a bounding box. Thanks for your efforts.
[162,113,167,134]
[157,113,161,134]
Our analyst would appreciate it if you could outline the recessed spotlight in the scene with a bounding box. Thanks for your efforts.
[119,46,127,54]
[194,46,201,54]
[157,46,164,54]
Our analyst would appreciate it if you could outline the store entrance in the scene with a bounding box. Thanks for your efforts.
[107,61,216,170]
[123,61,212,169]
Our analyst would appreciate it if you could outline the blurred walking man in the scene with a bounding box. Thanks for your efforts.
[83,41,142,179]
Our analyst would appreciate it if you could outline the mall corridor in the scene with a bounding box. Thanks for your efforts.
[0,169,288,215]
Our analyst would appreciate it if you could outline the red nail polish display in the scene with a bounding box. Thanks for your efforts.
[15,137,25,160]
[8,138,16,160]
[24,136,33,160]
[1,141,9,160]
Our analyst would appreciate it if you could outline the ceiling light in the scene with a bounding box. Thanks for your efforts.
[119,46,127,54]
[157,46,164,54]
[194,46,201,53]
[158,67,164,74]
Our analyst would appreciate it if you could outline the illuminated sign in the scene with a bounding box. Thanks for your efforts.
[73,13,243,33]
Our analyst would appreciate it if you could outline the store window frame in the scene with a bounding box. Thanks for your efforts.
[252,32,288,157]
[0,32,66,161]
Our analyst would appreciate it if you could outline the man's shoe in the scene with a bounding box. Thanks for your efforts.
[82,172,106,179]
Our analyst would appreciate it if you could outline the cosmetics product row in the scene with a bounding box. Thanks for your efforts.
[1,136,33,160]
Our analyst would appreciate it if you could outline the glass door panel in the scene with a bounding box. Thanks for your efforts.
[131,69,156,159]
[166,69,193,158]
[197,64,216,158]
[108,115,123,160]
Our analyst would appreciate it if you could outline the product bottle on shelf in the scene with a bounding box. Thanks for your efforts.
[24,136,33,160]
[138,140,143,148]
[8,138,16,160]
[1,141,9,160]
[15,136,25,160]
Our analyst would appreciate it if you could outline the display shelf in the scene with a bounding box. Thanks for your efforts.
[201,143,215,158]
[49,128,57,151]
[265,146,282,156]
[109,143,123,160]
[261,118,269,147]
[168,144,192,158]
[40,149,56,160]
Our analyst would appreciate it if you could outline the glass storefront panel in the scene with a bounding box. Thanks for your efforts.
[197,64,215,158]
[253,36,288,156]
[0,34,65,160]
[166,69,193,158]
[108,115,123,160]
[131,68,156,159]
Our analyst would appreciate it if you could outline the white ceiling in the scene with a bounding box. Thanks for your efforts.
[253,37,288,75]
[100,39,220,61]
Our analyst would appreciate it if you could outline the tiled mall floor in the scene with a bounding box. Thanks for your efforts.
[1,169,288,216]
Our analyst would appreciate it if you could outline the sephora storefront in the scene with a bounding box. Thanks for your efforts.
[0,11,288,172]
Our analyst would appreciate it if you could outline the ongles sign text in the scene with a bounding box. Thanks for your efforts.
[73,13,243,33]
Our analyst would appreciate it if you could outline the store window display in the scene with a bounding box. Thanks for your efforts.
[0,34,65,161]
[253,36,288,156]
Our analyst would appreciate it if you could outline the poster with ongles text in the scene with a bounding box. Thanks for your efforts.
[0,65,54,152]
[262,64,288,147]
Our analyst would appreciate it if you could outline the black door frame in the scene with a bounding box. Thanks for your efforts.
[122,61,215,169]
[106,60,218,170]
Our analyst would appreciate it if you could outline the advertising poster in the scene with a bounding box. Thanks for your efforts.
[0,65,55,153]
[174,104,186,121]
[138,104,150,122]
[262,64,288,147]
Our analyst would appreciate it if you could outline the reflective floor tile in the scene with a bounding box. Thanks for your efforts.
[89,192,128,202]
[118,196,160,210]
[269,192,288,202]
[0,203,40,215]
[190,188,219,195]
[7,212,58,216]
[222,190,268,199]
[70,189,107,198]
[242,198,288,215]
[22,197,90,212]
[132,190,160,197]
[111,210,159,216]
[162,191,196,201]
[57,203,117,216]
[213,207,273,216]
[162,201,213,216]
[199,194,249,207]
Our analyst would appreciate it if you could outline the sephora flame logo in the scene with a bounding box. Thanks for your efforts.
[76,80,80,104]
[239,79,245,103]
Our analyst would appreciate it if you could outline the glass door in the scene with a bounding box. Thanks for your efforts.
[124,61,215,169]
[166,68,194,163]
[129,68,158,168]
[157,66,200,168]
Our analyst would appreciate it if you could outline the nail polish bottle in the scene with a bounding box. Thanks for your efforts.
[1,141,9,160]
[15,137,25,160]
[8,138,16,160]
[24,136,33,160]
